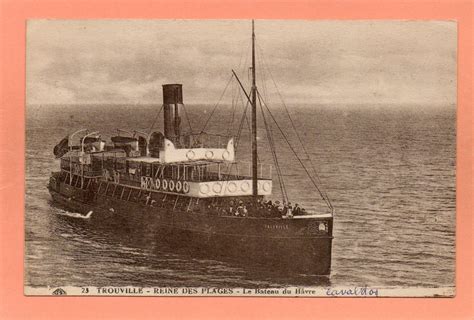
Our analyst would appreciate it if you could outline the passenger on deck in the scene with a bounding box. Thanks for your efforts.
[264,200,272,217]
[282,202,293,218]
[272,201,281,218]
[293,203,301,216]
[236,201,245,217]
[241,206,248,217]
[228,200,235,216]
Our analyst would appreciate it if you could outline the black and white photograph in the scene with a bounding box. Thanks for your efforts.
[25,19,456,297]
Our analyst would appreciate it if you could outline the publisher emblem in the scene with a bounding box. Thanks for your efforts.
[52,288,67,295]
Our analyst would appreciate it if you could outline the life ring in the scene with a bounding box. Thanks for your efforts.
[241,181,250,192]
[205,150,214,159]
[155,178,161,190]
[227,181,237,193]
[168,180,175,192]
[186,150,196,160]
[200,183,210,194]
[212,182,223,193]
[263,181,271,192]
[183,181,190,193]
[175,181,182,192]
[162,179,168,191]
[222,150,230,160]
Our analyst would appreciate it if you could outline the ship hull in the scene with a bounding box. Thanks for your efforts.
[49,181,333,275]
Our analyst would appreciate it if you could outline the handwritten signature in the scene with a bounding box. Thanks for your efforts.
[326,286,379,297]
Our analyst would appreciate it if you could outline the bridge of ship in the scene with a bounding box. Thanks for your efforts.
[60,135,273,198]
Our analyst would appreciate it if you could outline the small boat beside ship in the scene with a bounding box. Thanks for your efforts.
[48,21,334,275]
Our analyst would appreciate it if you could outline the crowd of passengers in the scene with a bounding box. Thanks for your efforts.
[208,199,307,218]
[140,192,306,218]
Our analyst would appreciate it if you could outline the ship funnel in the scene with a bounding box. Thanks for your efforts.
[162,84,183,144]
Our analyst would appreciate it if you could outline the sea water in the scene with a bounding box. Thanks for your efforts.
[25,103,455,289]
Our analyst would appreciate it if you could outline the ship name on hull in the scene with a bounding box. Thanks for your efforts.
[264,224,289,230]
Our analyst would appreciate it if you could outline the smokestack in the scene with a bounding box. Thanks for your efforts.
[162,84,183,142]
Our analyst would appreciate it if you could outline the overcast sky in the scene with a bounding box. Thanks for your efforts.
[26,20,456,105]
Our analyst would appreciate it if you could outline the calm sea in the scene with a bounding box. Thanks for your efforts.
[25,103,455,289]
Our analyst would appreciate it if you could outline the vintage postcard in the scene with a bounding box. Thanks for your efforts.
[24,19,456,297]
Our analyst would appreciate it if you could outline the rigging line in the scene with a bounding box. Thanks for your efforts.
[227,80,239,137]
[258,48,322,176]
[262,106,331,210]
[181,103,194,134]
[231,69,251,149]
[260,121,330,210]
[262,99,288,203]
[234,99,250,149]
[229,83,235,133]
[200,73,234,133]
[258,93,288,203]
[227,94,237,137]
[258,90,332,210]
[234,96,259,165]
[235,99,251,152]
[234,81,253,154]
[240,87,253,144]
[233,84,245,138]
[147,104,164,135]
[258,92,286,199]
[258,49,332,208]
[227,38,248,137]
[237,38,251,74]
[231,69,259,163]
[256,44,269,103]
[231,69,253,135]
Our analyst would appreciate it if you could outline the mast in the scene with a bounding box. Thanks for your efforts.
[251,20,258,200]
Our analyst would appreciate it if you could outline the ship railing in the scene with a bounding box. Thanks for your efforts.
[60,168,104,178]
[106,162,272,186]
[60,161,101,174]
[179,133,232,149]
[207,161,272,180]
[176,161,272,182]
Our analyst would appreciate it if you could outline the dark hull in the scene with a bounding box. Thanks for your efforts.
[49,181,333,275]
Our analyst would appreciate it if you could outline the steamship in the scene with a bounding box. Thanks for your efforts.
[48,21,334,275]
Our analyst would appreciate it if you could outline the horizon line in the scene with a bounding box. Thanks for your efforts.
[26,102,456,107]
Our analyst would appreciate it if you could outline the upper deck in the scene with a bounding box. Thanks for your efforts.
[59,133,273,198]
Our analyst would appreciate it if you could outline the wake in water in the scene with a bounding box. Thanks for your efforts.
[54,209,93,219]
